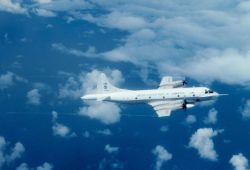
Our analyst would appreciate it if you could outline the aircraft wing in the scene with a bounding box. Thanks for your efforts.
[159,76,185,89]
[148,100,183,117]
[159,76,174,89]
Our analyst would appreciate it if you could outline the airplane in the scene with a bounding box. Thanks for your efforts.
[81,73,226,117]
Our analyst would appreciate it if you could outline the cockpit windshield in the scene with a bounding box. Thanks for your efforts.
[205,89,214,94]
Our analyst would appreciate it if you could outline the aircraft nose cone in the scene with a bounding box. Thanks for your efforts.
[214,92,219,96]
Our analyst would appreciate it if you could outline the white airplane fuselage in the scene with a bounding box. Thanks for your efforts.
[82,87,218,103]
[81,73,225,117]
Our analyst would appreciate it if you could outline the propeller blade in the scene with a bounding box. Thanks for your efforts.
[182,80,187,86]
[182,100,187,110]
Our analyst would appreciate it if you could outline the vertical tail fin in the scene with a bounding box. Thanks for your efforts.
[97,73,122,93]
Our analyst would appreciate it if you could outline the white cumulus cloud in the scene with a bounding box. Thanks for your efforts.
[33,8,56,17]
[79,101,121,124]
[58,69,124,99]
[16,162,53,170]
[36,162,54,170]
[240,100,250,119]
[51,111,76,138]
[97,129,112,136]
[104,144,119,154]
[27,89,41,105]
[186,115,197,124]
[0,72,28,90]
[0,136,25,169]
[59,69,123,124]
[34,0,52,4]
[0,72,15,90]
[0,0,27,14]
[204,108,218,124]
[66,0,250,88]
[152,145,172,170]
[33,0,91,12]
[6,142,25,163]
[189,128,220,161]
[230,153,249,170]
[52,123,72,137]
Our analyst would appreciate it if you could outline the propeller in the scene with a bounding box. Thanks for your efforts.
[182,100,187,110]
[182,79,187,86]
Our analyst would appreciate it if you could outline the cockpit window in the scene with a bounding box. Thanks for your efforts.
[205,89,214,94]
[208,90,214,93]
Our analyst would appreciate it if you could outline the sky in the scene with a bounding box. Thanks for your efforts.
[1,0,250,170]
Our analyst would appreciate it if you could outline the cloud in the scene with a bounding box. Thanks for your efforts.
[82,131,90,138]
[0,71,26,90]
[98,158,123,170]
[34,0,52,4]
[79,101,121,124]
[152,145,172,170]
[104,144,119,154]
[160,126,168,132]
[16,162,53,170]
[0,136,25,169]
[81,11,148,32]
[36,162,54,170]
[58,76,83,100]
[189,128,220,161]
[0,0,27,14]
[52,123,73,137]
[27,89,41,105]
[33,8,56,17]
[181,49,250,85]
[6,142,25,163]
[0,72,15,90]
[204,108,218,124]
[68,0,250,87]
[51,111,76,138]
[230,153,249,170]
[240,100,250,119]
[97,129,112,136]
[59,69,123,124]
[33,0,91,12]
[51,43,97,58]
[16,163,29,170]
[58,69,124,100]
[186,115,197,124]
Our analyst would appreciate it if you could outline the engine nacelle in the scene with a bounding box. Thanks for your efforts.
[186,104,195,108]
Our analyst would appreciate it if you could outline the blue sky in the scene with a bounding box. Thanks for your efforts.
[1,0,250,170]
